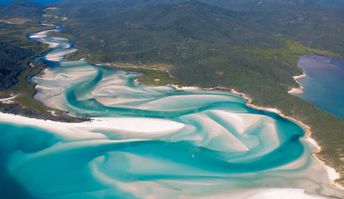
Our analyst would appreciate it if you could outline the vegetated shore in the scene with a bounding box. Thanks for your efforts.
[0,101,89,123]
[2,72,342,193]
[9,23,344,186]
[2,29,343,191]
[168,81,344,190]
[121,63,344,191]
[60,35,344,187]
[2,6,344,190]
[229,88,344,190]
[284,69,344,190]
[0,18,88,123]
[288,72,306,94]
[125,62,344,190]
[0,59,89,123]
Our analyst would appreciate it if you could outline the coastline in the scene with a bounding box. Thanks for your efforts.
[0,95,17,103]
[288,72,306,94]
[229,88,344,190]
[1,85,343,188]
[1,81,343,197]
[155,81,343,190]
[8,49,340,190]
[1,7,342,198]
[0,101,89,123]
[0,112,185,138]
[4,13,343,196]
[0,112,340,198]
[282,66,343,187]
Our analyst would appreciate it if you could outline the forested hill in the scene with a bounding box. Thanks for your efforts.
[0,0,44,90]
[201,0,344,55]
[0,41,33,90]
[54,0,344,55]
[0,0,44,18]
[53,0,342,89]
[56,0,295,86]
[52,0,344,185]
[61,0,279,50]
[1,0,344,185]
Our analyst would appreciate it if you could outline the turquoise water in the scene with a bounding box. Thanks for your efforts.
[294,55,344,119]
[0,26,343,198]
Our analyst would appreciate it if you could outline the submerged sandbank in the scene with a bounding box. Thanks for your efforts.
[1,22,342,198]
[230,88,343,190]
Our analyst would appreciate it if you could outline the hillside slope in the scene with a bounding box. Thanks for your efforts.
[202,0,344,54]
[0,41,33,90]
[52,0,344,185]
[0,0,44,18]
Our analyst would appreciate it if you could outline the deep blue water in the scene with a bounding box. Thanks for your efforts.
[0,0,60,4]
[295,55,344,119]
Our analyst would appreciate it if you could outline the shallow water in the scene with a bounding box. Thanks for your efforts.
[0,26,343,199]
[294,55,344,119]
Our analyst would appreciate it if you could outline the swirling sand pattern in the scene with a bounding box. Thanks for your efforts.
[0,26,343,199]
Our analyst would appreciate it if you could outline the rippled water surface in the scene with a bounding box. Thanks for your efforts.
[0,26,343,199]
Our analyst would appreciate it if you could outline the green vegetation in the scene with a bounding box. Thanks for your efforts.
[0,23,49,112]
[0,0,44,19]
[0,1,88,122]
[136,69,179,86]
[0,21,48,52]
[0,62,48,112]
[0,6,49,112]
[0,40,33,90]
[252,35,340,67]
[53,0,344,185]
[106,65,179,86]
[1,0,344,186]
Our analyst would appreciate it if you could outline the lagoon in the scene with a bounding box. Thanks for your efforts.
[0,25,343,199]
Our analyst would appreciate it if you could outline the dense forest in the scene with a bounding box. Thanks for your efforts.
[0,41,33,90]
[0,0,45,90]
[0,0,89,122]
[51,0,344,185]
[1,0,344,185]
[0,0,44,18]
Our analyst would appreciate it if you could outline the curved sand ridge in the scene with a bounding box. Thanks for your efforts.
[1,26,343,198]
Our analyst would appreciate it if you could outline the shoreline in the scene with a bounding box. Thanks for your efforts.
[8,15,343,195]
[2,9,341,198]
[3,51,342,190]
[0,112,341,198]
[275,64,343,188]
[288,71,306,94]
[0,112,185,138]
[229,88,344,190]
[134,79,343,190]
[0,101,89,123]
[0,95,17,103]
[1,82,344,196]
